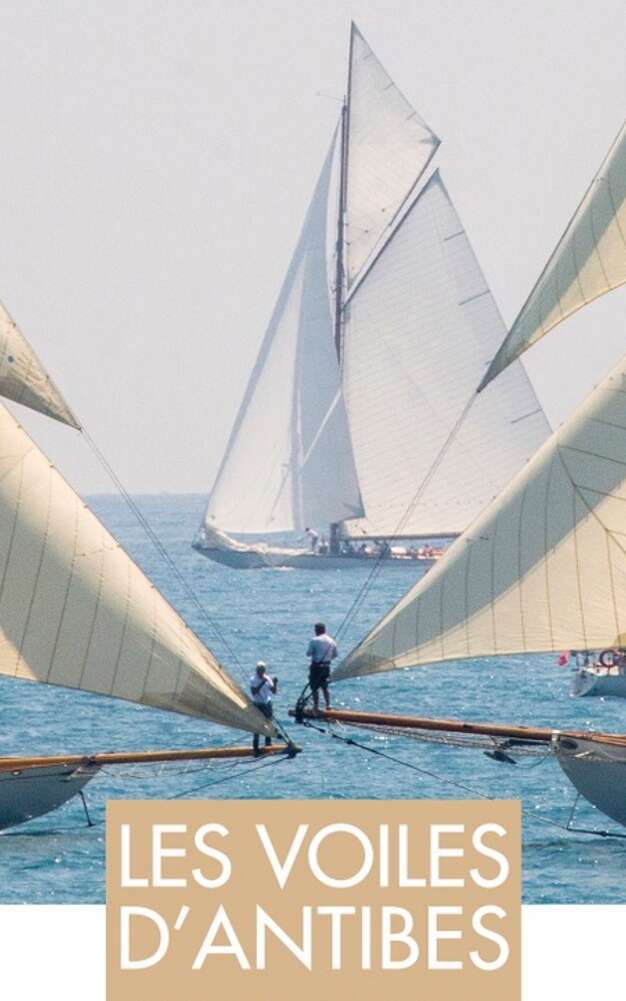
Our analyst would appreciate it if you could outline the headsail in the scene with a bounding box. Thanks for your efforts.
[203,137,362,535]
[341,172,549,538]
[336,350,626,680]
[0,302,79,428]
[480,119,626,390]
[0,402,270,735]
[344,23,439,286]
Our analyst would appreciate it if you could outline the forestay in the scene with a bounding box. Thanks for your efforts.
[203,139,362,536]
[480,119,626,390]
[341,172,549,539]
[0,402,270,735]
[0,302,79,428]
[344,23,439,286]
[336,351,626,680]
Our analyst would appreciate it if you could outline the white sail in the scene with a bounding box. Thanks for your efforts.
[480,120,626,390]
[344,24,439,287]
[336,350,626,680]
[340,171,549,539]
[204,139,362,535]
[0,302,79,428]
[0,402,270,735]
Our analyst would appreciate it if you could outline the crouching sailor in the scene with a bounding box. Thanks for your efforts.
[250,660,276,755]
[306,622,337,712]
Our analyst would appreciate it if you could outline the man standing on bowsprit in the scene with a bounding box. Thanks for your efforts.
[306,622,337,711]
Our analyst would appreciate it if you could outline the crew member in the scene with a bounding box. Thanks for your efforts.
[306,622,337,711]
[250,660,275,754]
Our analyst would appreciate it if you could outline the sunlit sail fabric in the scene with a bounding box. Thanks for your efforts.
[340,172,549,538]
[336,352,626,680]
[481,120,626,390]
[344,23,439,286]
[0,403,270,735]
[204,139,362,535]
[0,302,79,427]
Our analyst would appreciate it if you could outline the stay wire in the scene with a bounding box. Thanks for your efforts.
[301,719,626,840]
[335,393,476,644]
[80,426,246,679]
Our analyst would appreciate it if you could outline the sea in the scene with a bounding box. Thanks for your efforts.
[1,493,625,905]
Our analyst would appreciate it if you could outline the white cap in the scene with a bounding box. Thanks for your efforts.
[256,660,267,669]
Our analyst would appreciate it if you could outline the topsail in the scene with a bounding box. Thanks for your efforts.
[344,23,439,286]
[480,119,626,390]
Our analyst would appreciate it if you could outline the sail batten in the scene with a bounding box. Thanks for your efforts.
[336,352,626,680]
[480,120,626,389]
[0,402,270,736]
[340,171,550,539]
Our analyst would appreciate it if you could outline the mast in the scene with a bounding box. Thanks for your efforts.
[333,96,349,361]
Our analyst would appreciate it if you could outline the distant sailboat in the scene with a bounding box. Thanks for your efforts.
[292,117,626,830]
[0,303,296,830]
[194,23,549,570]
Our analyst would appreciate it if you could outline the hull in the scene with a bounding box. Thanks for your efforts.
[555,735,626,828]
[193,541,437,571]
[570,666,626,698]
[0,763,99,831]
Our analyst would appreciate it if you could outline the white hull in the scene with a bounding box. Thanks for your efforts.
[570,666,626,698]
[0,763,99,831]
[555,735,626,828]
[193,541,437,571]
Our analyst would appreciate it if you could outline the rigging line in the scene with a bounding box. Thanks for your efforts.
[79,426,246,678]
[336,392,476,643]
[301,719,626,840]
[80,753,294,827]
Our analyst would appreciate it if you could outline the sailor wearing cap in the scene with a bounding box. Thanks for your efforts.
[250,660,276,754]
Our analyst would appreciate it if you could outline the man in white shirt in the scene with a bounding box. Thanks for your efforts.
[306,622,337,711]
[250,660,275,754]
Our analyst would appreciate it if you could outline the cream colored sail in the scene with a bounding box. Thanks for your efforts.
[340,172,549,538]
[336,350,626,680]
[0,302,79,427]
[345,23,439,286]
[0,402,270,735]
[480,120,626,390]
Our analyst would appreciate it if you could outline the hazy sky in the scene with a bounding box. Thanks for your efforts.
[1,1,625,495]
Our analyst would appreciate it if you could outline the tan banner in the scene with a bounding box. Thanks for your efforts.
[107,799,520,1000]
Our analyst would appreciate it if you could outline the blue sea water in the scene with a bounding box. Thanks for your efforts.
[0,493,625,904]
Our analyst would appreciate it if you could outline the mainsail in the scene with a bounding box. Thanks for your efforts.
[0,302,79,428]
[0,401,270,735]
[336,350,626,679]
[341,172,549,538]
[203,138,362,536]
[344,23,439,286]
[480,119,626,390]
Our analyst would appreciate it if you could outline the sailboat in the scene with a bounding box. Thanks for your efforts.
[0,302,296,831]
[291,117,626,830]
[193,23,549,570]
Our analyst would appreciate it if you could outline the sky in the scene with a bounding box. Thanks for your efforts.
[0,0,625,495]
